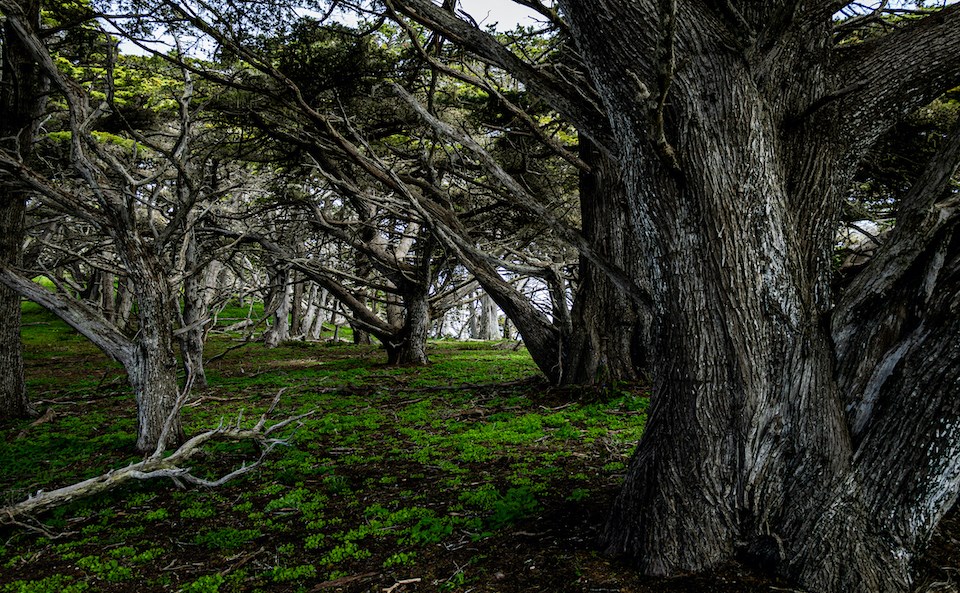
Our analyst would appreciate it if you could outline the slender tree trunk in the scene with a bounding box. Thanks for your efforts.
[289,271,303,336]
[180,228,208,388]
[300,282,319,340]
[0,0,43,420]
[477,293,500,340]
[264,268,291,348]
[115,275,135,332]
[100,271,116,322]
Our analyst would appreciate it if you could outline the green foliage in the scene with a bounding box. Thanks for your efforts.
[264,563,316,583]
[1,574,90,593]
[194,528,262,550]
[76,555,133,582]
[180,574,225,593]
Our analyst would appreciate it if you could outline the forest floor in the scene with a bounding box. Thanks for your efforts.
[2,304,959,593]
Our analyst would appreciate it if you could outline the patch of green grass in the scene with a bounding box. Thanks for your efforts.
[5,308,649,592]
[1,574,90,593]
[194,528,262,550]
[76,555,134,582]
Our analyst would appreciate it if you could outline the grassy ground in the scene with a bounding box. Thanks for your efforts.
[3,305,958,593]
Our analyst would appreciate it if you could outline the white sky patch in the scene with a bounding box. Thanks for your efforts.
[457,0,542,30]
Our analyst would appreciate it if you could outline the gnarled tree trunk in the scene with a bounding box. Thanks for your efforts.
[385,283,430,365]
[556,2,960,591]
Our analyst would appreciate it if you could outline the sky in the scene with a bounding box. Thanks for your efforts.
[456,0,542,30]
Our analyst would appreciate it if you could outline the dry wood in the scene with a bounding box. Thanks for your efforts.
[0,392,312,525]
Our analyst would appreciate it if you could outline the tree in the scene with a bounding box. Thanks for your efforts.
[0,13,226,451]
[0,0,44,420]
[388,0,960,590]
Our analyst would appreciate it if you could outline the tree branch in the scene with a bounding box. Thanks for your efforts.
[0,396,313,523]
[0,267,133,364]
[835,4,960,149]
[383,0,614,152]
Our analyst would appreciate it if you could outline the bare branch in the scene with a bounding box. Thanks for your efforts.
[836,4,960,149]
[0,397,313,524]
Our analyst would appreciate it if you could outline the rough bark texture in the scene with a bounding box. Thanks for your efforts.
[264,268,292,348]
[564,137,646,384]
[549,1,960,591]
[180,228,209,388]
[115,240,186,453]
[385,284,430,365]
[0,0,44,420]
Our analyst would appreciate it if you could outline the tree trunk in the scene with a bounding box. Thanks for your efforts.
[0,0,43,421]
[179,228,209,388]
[385,285,430,365]
[556,3,957,590]
[289,271,303,336]
[122,245,185,453]
[264,268,291,348]
[477,293,500,340]
[0,193,30,421]
[300,282,319,340]
[563,136,646,384]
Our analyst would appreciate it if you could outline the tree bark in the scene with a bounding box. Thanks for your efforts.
[264,268,291,348]
[477,293,500,340]
[385,284,430,365]
[116,240,185,453]
[0,0,44,421]
[553,2,960,591]
[180,228,209,388]
[563,136,646,384]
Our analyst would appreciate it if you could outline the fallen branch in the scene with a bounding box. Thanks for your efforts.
[0,391,312,525]
[383,578,422,593]
[14,408,57,440]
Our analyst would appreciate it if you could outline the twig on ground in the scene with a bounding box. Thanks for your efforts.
[383,578,422,593]
[14,408,57,440]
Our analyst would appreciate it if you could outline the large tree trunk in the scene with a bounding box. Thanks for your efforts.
[557,2,960,591]
[0,0,44,421]
[563,136,646,384]
[120,243,185,453]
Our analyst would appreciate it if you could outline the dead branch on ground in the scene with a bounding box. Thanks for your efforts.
[1,391,312,527]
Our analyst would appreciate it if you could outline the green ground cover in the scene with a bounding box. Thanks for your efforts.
[1,305,654,593]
